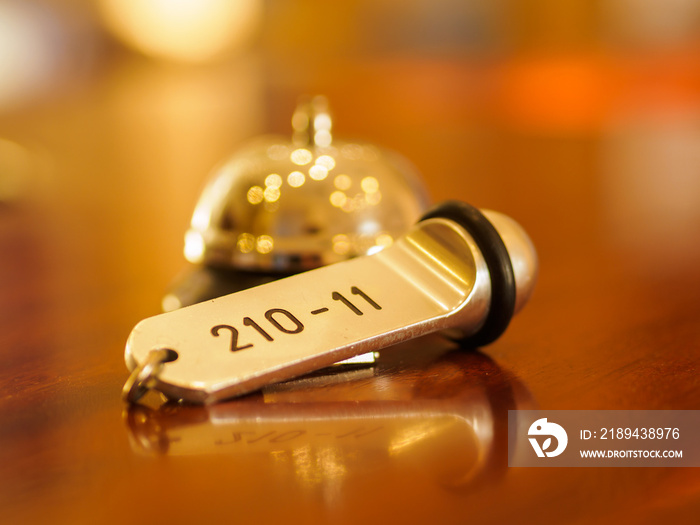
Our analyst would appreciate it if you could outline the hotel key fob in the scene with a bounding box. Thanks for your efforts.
[123,201,537,404]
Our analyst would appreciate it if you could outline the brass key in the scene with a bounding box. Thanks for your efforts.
[123,201,537,404]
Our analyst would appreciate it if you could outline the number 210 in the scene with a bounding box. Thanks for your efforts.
[211,308,303,352]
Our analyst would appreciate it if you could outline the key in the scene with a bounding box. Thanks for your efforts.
[123,201,537,404]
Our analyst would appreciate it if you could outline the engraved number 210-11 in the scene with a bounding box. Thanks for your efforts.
[210,286,381,353]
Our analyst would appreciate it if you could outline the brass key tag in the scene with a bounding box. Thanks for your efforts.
[123,202,537,404]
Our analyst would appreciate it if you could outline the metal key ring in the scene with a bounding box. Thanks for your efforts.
[122,348,177,403]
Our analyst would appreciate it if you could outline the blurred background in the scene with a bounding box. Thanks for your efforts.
[2,0,699,268]
[2,0,699,285]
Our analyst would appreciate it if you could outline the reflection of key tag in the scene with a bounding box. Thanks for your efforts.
[125,347,533,490]
[123,201,537,403]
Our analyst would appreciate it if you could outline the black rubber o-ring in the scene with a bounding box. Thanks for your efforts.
[420,201,516,347]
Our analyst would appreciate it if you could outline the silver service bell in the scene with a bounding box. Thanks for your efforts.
[164,96,430,311]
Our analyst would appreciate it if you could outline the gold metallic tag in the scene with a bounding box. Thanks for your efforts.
[123,204,537,404]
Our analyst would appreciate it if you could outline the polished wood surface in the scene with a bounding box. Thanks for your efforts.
[2,3,700,524]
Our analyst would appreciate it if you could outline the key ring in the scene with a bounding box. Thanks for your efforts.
[122,348,178,403]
